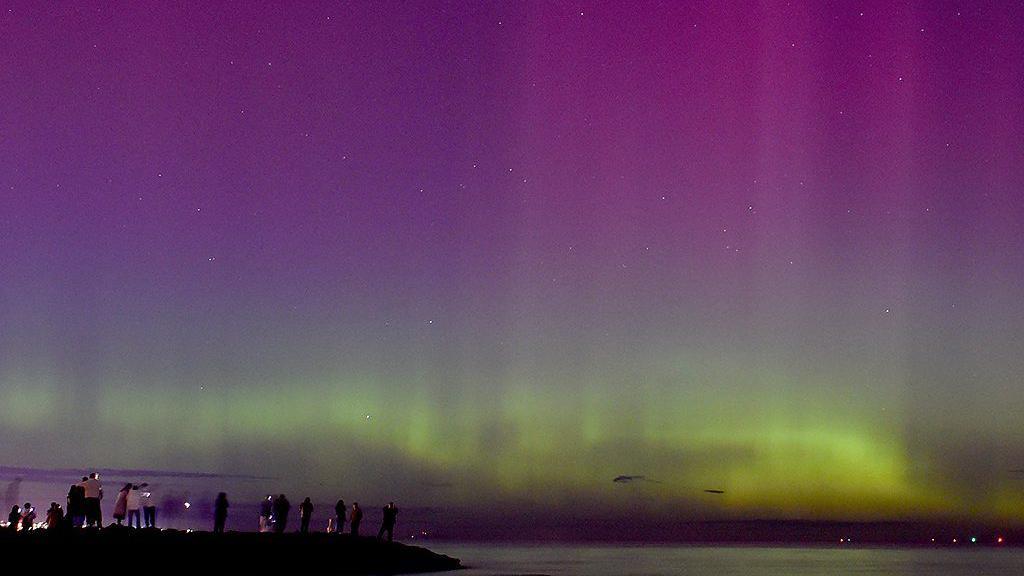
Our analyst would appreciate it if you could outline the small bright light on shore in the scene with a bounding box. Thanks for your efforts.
[998,537,1005,544]
[184,502,191,509]
[970,537,977,543]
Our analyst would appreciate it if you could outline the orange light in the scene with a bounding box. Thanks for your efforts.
[998,537,1004,544]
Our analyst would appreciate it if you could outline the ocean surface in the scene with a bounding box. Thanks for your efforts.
[424,544,1024,576]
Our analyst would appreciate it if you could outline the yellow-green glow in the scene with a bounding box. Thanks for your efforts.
[69,357,1024,522]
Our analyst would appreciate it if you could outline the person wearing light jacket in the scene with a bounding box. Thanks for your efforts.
[140,484,157,528]
[126,485,142,528]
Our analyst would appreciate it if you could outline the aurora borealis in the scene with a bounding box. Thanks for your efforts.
[2,1,1024,529]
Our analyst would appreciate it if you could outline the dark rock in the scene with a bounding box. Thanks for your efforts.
[0,528,462,574]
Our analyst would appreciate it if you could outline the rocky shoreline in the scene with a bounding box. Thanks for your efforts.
[0,527,462,574]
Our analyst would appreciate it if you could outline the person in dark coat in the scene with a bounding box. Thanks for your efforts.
[333,499,346,534]
[67,481,85,527]
[7,506,20,532]
[349,502,362,537]
[46,503,64,530]
[213,492,229,534]
[377,502,397,541]
[299,497,313,533]
[112,484,130,525]
[258,495,273,532]
[272,494,290,533]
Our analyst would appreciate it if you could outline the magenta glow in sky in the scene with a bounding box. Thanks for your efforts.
[2,1,1024,524]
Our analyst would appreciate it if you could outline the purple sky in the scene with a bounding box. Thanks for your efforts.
[2,1,1024,532]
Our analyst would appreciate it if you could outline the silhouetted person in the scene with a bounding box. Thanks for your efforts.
[213,492,229,534]
[140,484,156,528]
[349,502,362,537]
[272,494,290,533]
[113,483,130,525]
[378,502,397,542]
[258,495,273,532]
[67,480,85,527]
[82,473,103,527]
[20,503,35,531]
[299,497,313,533]
[46,503,63,529]
[334,499,346,534]
[7,506,20,532]
[126,485,142,528]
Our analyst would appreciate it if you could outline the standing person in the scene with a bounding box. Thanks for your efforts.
[67,480,85,527]
[140,484,156,528]
[126,485,142,528]
[82,473,103,527]
[377,502,397,542]
[112,484,130,525]
[349,502,362,537]
[334,499,346,534]
[46,503,63,529]
[20,503,36,531]
[299,497,313,534]
[271,495,290,533]
[258,495,273,532]
[213,493,229,534]
[8,505,21,531]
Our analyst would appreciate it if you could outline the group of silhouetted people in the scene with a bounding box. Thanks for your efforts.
[24,472,161,530]
[249,494,397,539]
[6,473,105,531]
[6,503,36,531]
[5,471,398,539]
[329,499,364,536]
[111,481,156,528]
[64,473,106,527]
[256,494,293,533]
[333,499,397,541]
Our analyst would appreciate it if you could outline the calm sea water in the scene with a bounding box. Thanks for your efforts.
[424,544,1024,576]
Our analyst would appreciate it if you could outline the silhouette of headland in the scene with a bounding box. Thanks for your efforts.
[0,526,462,574]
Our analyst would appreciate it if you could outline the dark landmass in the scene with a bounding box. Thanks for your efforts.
[649,520,1021,546]
[428,519,1024,546]
[0,527,462,574]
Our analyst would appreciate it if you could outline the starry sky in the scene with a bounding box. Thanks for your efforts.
[2,1,1024,528]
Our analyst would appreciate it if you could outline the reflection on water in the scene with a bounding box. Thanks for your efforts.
[425,544,1024,576]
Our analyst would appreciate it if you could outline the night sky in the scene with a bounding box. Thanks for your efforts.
[2,1,1024,526]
